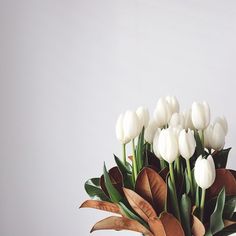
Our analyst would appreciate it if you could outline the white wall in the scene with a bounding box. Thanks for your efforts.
[0,0,236,235]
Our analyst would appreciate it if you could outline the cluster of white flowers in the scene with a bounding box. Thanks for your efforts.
[116,96,228,190]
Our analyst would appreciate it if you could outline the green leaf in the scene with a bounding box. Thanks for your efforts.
[214,224,236,236]
[213,148,231,169]
[184,169,191,195]
[114,155,134,189]
[223,195,236,219]
[118,202,148,228]
[207,188,226,235]
[84,178,110,202]
[180,194,192,236]
[136,127,145,172]
[103,163,123,203]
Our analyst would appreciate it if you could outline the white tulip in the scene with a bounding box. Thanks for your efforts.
[191,101,210,130]
[204,125,213,149]
[144,119,158,144]
[214,116,228,135]
[153,97,172,127]
[115,113,130,144]
[166,96,180,114]
[123,110,140,140]
[194,155,216,189]
[158,127,179,163]
[178,129,196,160]
[136,106,150,132]
[183,109,194,130]
[210,122,226,150]
[153,128,161,158]
[169,112,185,128]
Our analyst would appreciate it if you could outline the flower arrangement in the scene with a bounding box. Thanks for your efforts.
[80,96,236,236]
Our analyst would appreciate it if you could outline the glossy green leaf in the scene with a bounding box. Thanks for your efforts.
[213,148,231,169]
[136,127,145,172]
[214,223,236,236]
[223,195,236,219]
[180,194,192,236]
[84,178,110,202]
[184,169,191,195]
[207,188,226,235]
[103,163,123,203]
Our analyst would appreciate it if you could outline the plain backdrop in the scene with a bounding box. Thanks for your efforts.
[1,0,236,235]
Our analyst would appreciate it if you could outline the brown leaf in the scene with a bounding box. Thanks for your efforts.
[159,167,169,181]
[160,212,184,236]
[207,169,236,199]
[135,167,167,214]
[100,166,124,197]
[123,187,157,222]
[192,215,205,236]
[90,216,153,235]
[80,200,121,214]
[224,219,236,227]
[148,217,166,236]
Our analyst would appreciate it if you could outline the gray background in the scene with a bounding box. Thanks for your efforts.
[0,0,236,235]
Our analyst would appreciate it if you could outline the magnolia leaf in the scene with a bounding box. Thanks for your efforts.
[114,155,134,189]
[101,165,124,199]
[135,167,167,214]
[192,215,205,236]
[223,195,236,219]
[207,169,236,199]
[146,150,161,172]
[90,216,153,235]
[80,200,121,214]
[84,178,110,202]
[123,187,157,222]
[136,127,145,172]
[159,167,169,181]
[148,217,166,236]
[160,212,185,236]
[103,164,123,203]
[180,194,191,236]
[212,148,231,169]
[214,221,236,236]
[207,188,226,235]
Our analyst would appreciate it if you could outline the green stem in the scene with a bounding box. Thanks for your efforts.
[200,188,206,222]
[199,130,204,146]
[132,139,138,181]
[160,157,165,170]
[186,159,194,198]
[176,156,181,179]
[169,162,181,222]
[122,143,127,165]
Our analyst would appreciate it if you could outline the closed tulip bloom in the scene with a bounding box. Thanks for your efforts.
[194,155,216,189]
[115,113,130,144]
[204,125,213,149]
[153,128,161,158]
[210,122,226,150]
[191,101,210,130]
[136,106,150,131]
[144,119,158,144]
[123,110,140,140]
[169,112,185,128]
[178,129,196,160]
[183,109,194,130]
[158,127,179,163]
[166,96,180,114]
[153,97,172,127]
[214,116,228,135]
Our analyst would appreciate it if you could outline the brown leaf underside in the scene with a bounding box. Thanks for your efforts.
[123,187,157,222]
[192,215,205,236]
[80,200,121,214]
[135,167,167,214]
[90,216,153,235]
[148,217,166,236]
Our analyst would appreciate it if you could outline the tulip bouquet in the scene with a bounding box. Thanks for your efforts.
[81,97,236,236]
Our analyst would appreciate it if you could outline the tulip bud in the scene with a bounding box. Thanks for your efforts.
[158,127,179,163]
[136,106,150,132]
[169,112,185,128]
[194,155,216,189]
[210,122,226,150]
[203,125,212,149]
[165,96,180,114]
[214,116,228,135]
[153,128,161,158]
[178,129,196,160]
[123,110,140,140]
[115,113,130,144]
[191,101,210,130]
[144,119,158,144]
[182,109,194,130]
[153,97,171,127]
